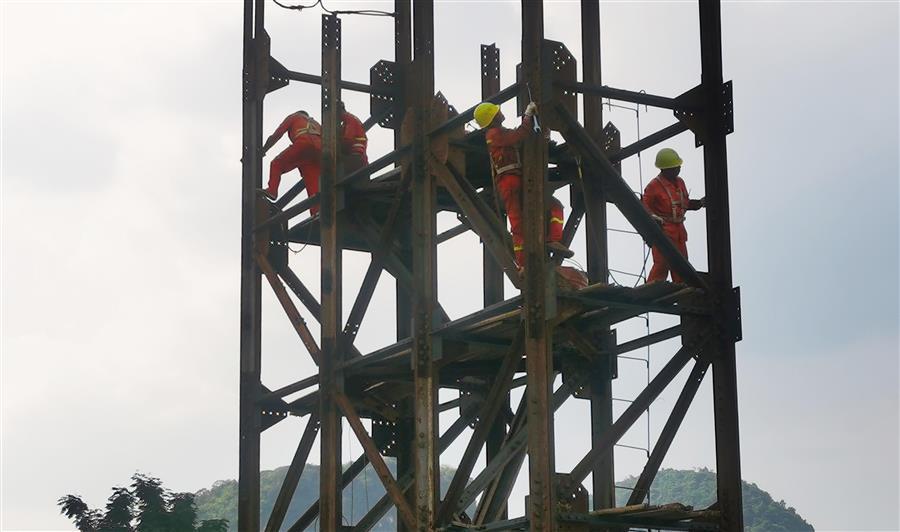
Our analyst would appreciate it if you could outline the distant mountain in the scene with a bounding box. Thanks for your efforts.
[616,468,813,532]
[195,460,462,531]
[196,465,813,531]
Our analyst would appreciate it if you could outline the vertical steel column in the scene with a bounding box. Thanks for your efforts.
[580,0,615,513]
[238,1,264,530]
[411,1,438,529]
[319,13,344,532]
[481,43,505,309]
[395,0,413,343]
[394,3,414,531]
[521,1,556,530]
[480,44,508,516]
[698,2,743,531]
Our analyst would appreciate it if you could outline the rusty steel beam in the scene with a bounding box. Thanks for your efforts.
[255,193,318,232]
[456,381,576,519]
[520,2,556,530]
[238,1,265,530]
[481,43,506,312]
[287,453,370,532]
[277,265,321,322]
[698,1,743,530]
[343,168,413,349]
[393,4,414,528]
[318,13,343,532]
[335,393,417,530]
[256,252,321,365]
[431,159,521,289]
[474,392,527,525]
[581,0,616,514]
[411,1,438,529]
[264,413,320,532]
[561,338,708,495]
[282,68,393,96]
[437,327,525,523]
[257,374,318,403]
[609,122,689,164]
[627,359,709,506]
[353,412,472,532]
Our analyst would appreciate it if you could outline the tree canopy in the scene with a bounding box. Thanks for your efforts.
[58,473,228,532]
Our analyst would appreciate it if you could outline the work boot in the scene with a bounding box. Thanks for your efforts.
[257,188,277,201]
[547,241,574,258]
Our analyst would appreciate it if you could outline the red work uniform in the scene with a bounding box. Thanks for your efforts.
[341,111,368,174]
[267,112,323,213]
[485,115,565,266]
[642,174,691,283]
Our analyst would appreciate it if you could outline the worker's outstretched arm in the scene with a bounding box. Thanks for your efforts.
[262,115,292,156]
[489,115,535,147]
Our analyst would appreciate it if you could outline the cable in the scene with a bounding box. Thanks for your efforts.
[272,0,395,17]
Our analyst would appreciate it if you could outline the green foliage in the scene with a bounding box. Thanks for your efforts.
[616,468,814,532]
[196,465,813,532]
[58,473,228,532]
[194,460,468,531]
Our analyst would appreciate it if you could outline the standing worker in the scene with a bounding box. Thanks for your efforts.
[642,148,705,283]
[339,101,368,175]
[260,110,322,214]
[473,100,573,268]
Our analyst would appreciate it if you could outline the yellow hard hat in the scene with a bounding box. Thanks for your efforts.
[655,148,683,169]
[474,102,500,128]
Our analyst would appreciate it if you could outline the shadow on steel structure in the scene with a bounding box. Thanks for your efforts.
[240,1,742,530]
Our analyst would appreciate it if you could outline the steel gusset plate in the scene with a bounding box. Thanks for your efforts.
[515,40,578,130]
[370,60,398,129]
[673,81,734,147]
[371,412,400,457]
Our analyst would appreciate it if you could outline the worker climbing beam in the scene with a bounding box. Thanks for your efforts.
[552,103,708,289]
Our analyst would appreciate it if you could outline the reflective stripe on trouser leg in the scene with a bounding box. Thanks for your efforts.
[497,174,524,266]
[547,197,564,242]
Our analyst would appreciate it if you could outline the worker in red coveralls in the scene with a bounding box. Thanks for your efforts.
[473,101,573,268]
[260,110,322,214]
[642,148,705,283]
[339,101,368,175]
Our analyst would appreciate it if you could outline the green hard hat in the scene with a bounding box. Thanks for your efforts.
[655,148,683,170]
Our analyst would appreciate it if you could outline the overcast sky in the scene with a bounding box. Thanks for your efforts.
[2,1,898,531]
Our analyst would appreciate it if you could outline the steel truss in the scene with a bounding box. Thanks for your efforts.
[240,1,742,530]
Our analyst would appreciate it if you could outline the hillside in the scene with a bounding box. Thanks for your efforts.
[196,465,813,531]
[616,468,813,532]
[195,460,462,531]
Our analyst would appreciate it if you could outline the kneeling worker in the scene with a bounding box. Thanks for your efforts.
[642,148,705,283]
[473,100,573,268]
[339,101,368,175]
[260,110,322,214]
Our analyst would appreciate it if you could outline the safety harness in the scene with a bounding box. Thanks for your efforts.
[651,176,687,224]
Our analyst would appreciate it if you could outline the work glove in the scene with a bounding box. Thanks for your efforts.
[651,214,665,225]
[524,101,537,117]
[689,198,705,210]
